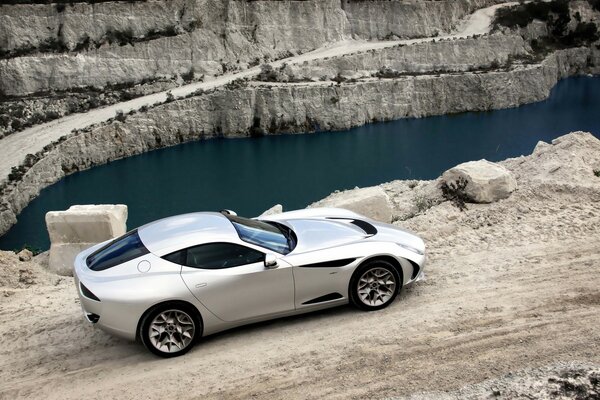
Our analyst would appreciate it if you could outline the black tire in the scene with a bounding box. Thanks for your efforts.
[349,259,401,311]
[139,302,202,358]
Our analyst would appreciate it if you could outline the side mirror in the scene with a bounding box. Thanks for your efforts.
[264,254,278,269]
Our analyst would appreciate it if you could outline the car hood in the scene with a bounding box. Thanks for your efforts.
[370,223,426,255]
[283,218,368,254]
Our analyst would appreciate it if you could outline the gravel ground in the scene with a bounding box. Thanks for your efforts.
[0,131,598,399]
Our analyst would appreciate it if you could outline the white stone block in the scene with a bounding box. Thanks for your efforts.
[310,186,393,223]
[45,204,127,276]
[259,204,283,217]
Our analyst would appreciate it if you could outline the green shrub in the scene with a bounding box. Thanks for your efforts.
[332,73,347,84]
[440,177,469,211]
[224,78,248,90]
[588,0,600,12]
[115,110,127,122]
[181,68,195,83]
[494,0,570,31]
[562,22,599,46]
[374,67,404,79]
[414,195,437,213]
[257,64,279,82]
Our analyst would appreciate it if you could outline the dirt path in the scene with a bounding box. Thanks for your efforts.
[0,3,516,183]
[1,132,599,399]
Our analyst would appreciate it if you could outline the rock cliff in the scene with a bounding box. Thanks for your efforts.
[0,0,509,95]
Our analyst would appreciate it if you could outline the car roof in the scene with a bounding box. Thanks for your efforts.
[137,212,238,256]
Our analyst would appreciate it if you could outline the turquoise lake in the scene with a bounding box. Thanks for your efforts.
[1,76,599,251]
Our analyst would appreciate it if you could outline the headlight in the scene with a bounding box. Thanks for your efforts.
[396,242,424,255]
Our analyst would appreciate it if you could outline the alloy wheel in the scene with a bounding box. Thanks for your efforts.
[357,267,397,307]
[148,309,196,353]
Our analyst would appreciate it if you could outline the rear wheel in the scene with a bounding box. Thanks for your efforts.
[140,303,201,357]
[350,260,400,311]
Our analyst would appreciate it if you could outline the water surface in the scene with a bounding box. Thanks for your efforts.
[1,76,599,251]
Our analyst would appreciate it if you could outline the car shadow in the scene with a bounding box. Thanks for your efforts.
[195,284,418,349]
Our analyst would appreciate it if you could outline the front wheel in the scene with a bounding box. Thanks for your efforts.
[139,303,201,357]
[350,260,400,311]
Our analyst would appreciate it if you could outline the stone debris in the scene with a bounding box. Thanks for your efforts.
[259,204,283,217]
[17,248,33,262]
[394,362,600,400]
[310,185,394,223]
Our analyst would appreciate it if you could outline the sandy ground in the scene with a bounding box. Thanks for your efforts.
[0,132,598,399]
[0,3,516,183]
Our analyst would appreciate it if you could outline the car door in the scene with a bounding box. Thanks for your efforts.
[285,248,360,309]
[178,242,295,322]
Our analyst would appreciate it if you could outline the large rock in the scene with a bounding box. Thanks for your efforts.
[442,160,517,203]
[45,205,127,276]
[259,204,283,217]
[310,186,393,223]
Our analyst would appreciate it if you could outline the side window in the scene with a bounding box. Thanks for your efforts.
[163,250,184,265]
[184,243,265,270]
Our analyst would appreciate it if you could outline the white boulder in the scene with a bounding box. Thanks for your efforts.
[17,248,33,262]
[45,205,128,276]
[441,160,517,203]
[310,186,393,223]
[259,204,283,217]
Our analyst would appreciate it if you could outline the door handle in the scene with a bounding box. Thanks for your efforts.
[195,283,207,288]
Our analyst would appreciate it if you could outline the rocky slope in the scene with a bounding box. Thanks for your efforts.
[0,131,598,399]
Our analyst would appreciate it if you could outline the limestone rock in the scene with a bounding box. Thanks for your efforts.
[45,204,128,276]
[310,186,393,223]
[442,160,517,203]
[17,248,33,262]
[260,204,283,217]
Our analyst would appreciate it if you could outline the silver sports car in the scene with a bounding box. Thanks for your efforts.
[73,208,426,357]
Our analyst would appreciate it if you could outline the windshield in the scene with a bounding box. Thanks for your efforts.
[226,215,296,254]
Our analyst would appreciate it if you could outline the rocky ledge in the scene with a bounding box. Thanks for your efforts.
[310,131,600,235]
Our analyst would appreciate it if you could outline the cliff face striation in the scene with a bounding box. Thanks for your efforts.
[0,0,509,96]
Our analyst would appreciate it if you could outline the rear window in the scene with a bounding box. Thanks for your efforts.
[86,230,149,271]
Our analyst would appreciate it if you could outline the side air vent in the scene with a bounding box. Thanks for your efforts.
[302,293,343,305]
[299,258,356,268]
[409,260,421,280]
[350,219,377,235]
[326,217,377,235]
[85,313,100,324]
[80,283,100,302]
